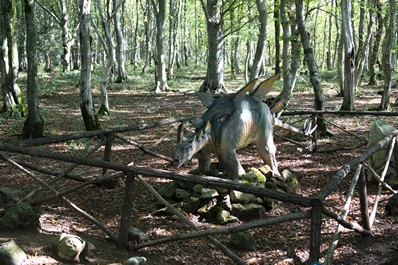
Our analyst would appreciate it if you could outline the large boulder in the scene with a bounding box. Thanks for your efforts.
[367,119,398,186]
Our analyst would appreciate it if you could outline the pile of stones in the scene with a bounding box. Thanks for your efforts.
[157,165,298,224]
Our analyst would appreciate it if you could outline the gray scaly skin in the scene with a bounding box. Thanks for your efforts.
[172,74,312,180]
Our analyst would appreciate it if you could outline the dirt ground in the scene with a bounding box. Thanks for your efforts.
[1,80,398,265]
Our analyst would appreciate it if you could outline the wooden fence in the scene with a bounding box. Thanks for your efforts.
[0,112,397,264]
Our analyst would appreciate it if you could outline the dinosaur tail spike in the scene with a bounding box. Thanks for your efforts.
[273,117,316,137]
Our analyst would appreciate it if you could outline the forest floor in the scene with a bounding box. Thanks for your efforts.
[0,70,398,265]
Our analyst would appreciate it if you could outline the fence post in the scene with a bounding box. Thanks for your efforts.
[359,162,371,232]
[309,198,323,263]
[118,171,135,249]
[102,133,114,175]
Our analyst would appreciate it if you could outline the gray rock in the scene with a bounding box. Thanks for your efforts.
[124,256,147,265]
[231,203,265,220]
[368,119,398,185]
[216,209,239,224]
[0,240,28,265]
[57,233,85,262]
[230,190,257,204]
[200,188,219,199]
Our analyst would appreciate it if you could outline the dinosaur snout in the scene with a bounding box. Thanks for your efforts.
[173,159,181,168]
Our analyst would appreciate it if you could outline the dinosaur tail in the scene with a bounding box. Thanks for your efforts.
[272,116,315,136]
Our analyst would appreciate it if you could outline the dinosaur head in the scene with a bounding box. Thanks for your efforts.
[172,121,211,168]
[172,140,195,168]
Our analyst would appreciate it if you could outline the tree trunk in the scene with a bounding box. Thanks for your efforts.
[295,0,328,136]
[249,0,268,81]
[278,0,292,101]
[340,0,356,111]
[368,0,383,85]
[17,1,27,71]
[114,0,128,83]
[79,0,100,131]
[274,0,281,75]
[290,17,300,92]
[354,3,373,89]
[167,0,181,80]
[141,0,153,74]
[96,0,115,115]
[244,41,253,83]
[199,0,225,93]
[0,0,25,116]
[152,0,169,93]
[229,9,236,80]
[380,0,396,109]
[22,0,44,139]
[60,0,72,72]
[326,1,333,70]
[337,34,344,96]
[130,0,140,68]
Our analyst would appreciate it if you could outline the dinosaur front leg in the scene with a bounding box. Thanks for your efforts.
[218,148,245,179]
[256,137,284,181]
[197,148,212,173]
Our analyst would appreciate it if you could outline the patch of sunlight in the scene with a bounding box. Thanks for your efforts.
[153,228,174,237]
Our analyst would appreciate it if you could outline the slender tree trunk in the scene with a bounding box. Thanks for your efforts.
[337,34,344,96]
[141,0,153,74]
[244,41,253,83]
[199,0,225,93]
[229,8,236,80]
[380,0,396,109]
[114,0,128,83]
[131,0,140,68]
[295,0,327,135]
[96,0,115,115]
[355,3,373,89]
[340,0,356,111]
[17,2,27,71]
[60,0,72,72]
[234,36,241,74]
[368,0,383,85]
[22,0,44,139]
[182,0,188,66]
[249,0,268,81]
[167,0,181,80]
[1,0,25,116]
[326,1,333,70]
[278,0,292,101]
[274,0,281,75]
[290,17,300,91]
[152,0,169,93]
[79,0,100,131]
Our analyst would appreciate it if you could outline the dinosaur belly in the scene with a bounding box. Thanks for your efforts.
[236,100,258,149]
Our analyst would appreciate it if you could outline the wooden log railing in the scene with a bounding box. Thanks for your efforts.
[1,115,397,264]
